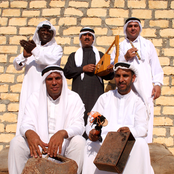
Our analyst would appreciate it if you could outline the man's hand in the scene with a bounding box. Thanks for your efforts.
[151,85,161,100]
[89,129,100,142]
[23,49,32,58]
[48,130,68,157]
[20,39,36,54]
[107,64,114,73]
[83,64,95,73]
[124,48,138,61]
[117,127,130,133]
[25,130,48,158]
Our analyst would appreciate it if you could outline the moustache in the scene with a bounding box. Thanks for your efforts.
[85,38,90,41]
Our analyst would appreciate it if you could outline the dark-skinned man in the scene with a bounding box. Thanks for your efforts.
[13,21,63,136]
[64,27,114,139]
[8,65,85,174]
[111,17,163,143]
[82,62,154,174]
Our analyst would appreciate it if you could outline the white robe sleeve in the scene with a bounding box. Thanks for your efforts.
[32,44,63,65]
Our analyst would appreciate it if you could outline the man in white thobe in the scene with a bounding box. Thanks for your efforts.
[8,65,86,174]
[111,17,163,143]
[82,62,154,174]
[14,21,63,136]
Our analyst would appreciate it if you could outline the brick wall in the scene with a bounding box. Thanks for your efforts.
[0,0,174,153]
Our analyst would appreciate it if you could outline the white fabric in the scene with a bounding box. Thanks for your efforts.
[14,21,63,136]
[8,135,86,174]
[82,89,154,174]
[111,36,164,143]
[8,68,85,174]
[20,68,85,142]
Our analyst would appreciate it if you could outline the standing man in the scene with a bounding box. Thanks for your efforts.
[13,21,63,136]
[8,65,86,174]
[64,27,114,134]
[82,62,154,174]
[111,17,164,143]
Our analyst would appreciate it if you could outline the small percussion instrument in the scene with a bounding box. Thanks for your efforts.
[94,35,119,77]
[94,131,135,173]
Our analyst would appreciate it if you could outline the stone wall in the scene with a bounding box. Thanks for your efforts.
[0,0,174,153]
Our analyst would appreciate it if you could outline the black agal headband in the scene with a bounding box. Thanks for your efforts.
[42,66,63,76]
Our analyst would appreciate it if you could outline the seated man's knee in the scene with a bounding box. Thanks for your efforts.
[71,135,86,149]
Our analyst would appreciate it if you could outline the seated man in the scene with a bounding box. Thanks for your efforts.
[82,62,154,174]
[8,65,86,174]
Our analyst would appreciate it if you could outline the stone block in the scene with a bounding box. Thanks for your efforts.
[154,106,161,115]
[0,36,6,44]
[61,56,68,65]
[55,37,70,45]
[163,66,174,75]
[149,143,174,173]
[9,36,27,45]
[49,0,65,7]
[69,1,88,7]
[0,147,9,173]
[30,1,46,8]
[2,9,20,17]
[160,29,174,37]
[163,106,174,115]
[153,128,166,136]
[87,8,107,17]
[141,28,156,37]
[91,0,110,7]
[64,8,83,16]
[42,8,61,16]
[96,36,115,46]
[109,9,128,18]
[59,17,77,26]
[170,39,174,47]
[155,10,174,19]
[0,27,17,35]
[0,124,4,132]
[19,27,36,35]
[94,28,108,35]
[163,76,169,86]
[1,113,17,123]
[6,124,17,133]
[114,0,124,8]
[1,93,19,102]
[112,27,124,36]
[154,117,173,126]
[105,18,124,26]
[161,86,174,95]
[0,17,8,26]
[149,1,167,9]
[153,137,173,146]
[17,74,24,83]
[7,103,19,112]
[0,66,4,73]
[81,18,102,26]
[0,134,15,143]
[0,84,8,93]
[10,1,28,8]
[132,10,152,19]
[10,84,22,93]
[28,18,47,26]
[128,1,146,8]
[0,1,9,8]
[170,127,174,136]
[0,46,17,54]
[0,54,7,62]
[22,10,40,17]
[149,20,169,28]
[63,27,82,35]
[0,104,6,112]
[159,57,170,66]
[64,47,78,55]
[0,74,15,83]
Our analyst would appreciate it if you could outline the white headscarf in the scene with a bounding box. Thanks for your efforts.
[113,62,151,119]
[123,17,142,38]
[37,65,69,142]
[32,20,57,46]
[75,27,100,80]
